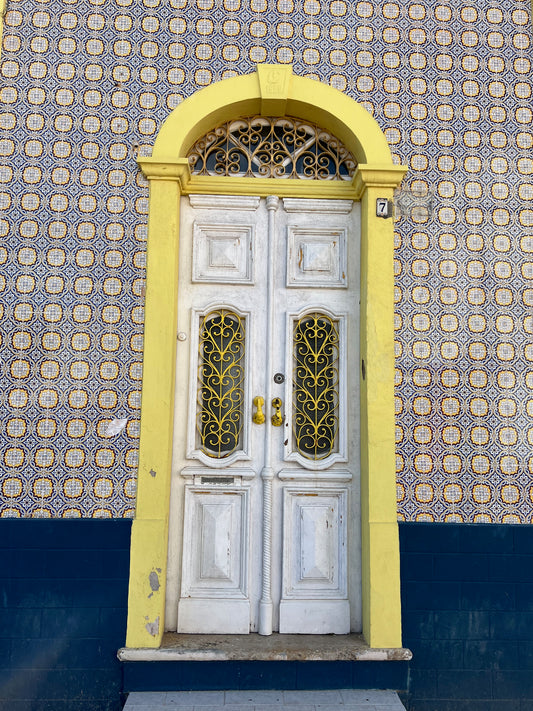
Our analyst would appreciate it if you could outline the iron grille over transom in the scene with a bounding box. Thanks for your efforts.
[188,116,357,180]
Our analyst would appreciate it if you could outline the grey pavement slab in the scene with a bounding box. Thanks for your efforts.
[123,690,406,710]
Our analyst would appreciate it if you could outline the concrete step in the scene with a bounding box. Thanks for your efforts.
[123,689,407,710]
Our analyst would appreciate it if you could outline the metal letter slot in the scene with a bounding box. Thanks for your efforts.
[201,476,234,485]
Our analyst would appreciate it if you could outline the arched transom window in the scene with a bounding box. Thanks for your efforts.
[187,115,357,180]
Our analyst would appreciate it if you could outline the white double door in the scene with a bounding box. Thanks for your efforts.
[166,194,361,635]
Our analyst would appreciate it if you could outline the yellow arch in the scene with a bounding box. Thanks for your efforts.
[152,65,392,166]
[125,65,407,652]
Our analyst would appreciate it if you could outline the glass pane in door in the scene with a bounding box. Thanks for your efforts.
[197,309,245,458]
[293,312,340,460]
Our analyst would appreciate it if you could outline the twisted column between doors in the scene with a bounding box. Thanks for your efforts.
[258,195,279,635]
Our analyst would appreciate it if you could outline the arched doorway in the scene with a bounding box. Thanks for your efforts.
[124,64,407,650]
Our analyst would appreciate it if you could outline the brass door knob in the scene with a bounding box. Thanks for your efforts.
[271,397,283,427]
[252,396,265,424]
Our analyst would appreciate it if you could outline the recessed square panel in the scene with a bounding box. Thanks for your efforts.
[282,487,347,598]
[209,239,240,269]
[302,242,333,272]
[181,486,249,597]
[193,222,254,284]
[287,227,346,287]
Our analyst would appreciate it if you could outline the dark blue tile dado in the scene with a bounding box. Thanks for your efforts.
[0,609,41,639]
[490,612,533,641]
[403,639,463,669]
[123,661,409,693]
[350,662,408,691]
[434,611,490,640]
[493,671,533,700]
[408,669,438,699]
[4,521,130,551]
[238,662,297,690]
[42,550,106,580]
[97,607,129,638]
[8,549,47,579]
[402,610,435,640]
[489,557,533,584]
[460,582,516,611]
[295,662,352,689]
[66,578,130,608]
[516,584,533,612]
[402,581,462,611]
[463,641,519,670]
[518,642,533,669]
[400,553,434,581]
[399,523,461,554]
[513,527,533,555]
[123,661,240,692]
[0,548,13,572]
[101,549,132,578]
[40,608,101,638]
[9,579,74,609]
[436,670,492,699]
[10,638,119,670]
[0,519,131,711]
[433,554,490,583]
[457,525,515,554]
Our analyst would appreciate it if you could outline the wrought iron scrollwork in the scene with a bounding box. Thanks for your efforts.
[188,116,357,180]
[197,309,245,458]
[293,313,340,460]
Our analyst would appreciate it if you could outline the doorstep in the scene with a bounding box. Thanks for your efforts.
[118,633,412,662]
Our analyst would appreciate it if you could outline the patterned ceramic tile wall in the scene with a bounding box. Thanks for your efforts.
[0,0,532,520]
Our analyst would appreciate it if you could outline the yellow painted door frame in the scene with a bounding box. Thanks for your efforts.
[125,64,407,650]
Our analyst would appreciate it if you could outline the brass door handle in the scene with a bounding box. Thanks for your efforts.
[271,397,283,427]
[252,396,265,424]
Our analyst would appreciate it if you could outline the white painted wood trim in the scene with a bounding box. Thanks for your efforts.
[277,468,352,481]
[283,198,354,213]
[189,194,261,210]
[177,600,251,634]
[180,466,256,480]
[279,599,350,634]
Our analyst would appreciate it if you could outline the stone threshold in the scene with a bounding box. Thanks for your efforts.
[118,633,412,662]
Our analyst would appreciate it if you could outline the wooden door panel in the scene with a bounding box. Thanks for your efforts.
[178,485,250,634]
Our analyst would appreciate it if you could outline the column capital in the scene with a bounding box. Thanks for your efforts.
[138,157,191,189]
[352,164,408,198]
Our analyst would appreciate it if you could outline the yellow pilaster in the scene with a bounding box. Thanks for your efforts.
[126,171,183,648]
[356,166,407,647]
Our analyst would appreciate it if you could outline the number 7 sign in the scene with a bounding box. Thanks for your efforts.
[376,198,392,219]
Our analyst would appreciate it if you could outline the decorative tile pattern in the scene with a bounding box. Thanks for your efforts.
[0,0,532,521]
